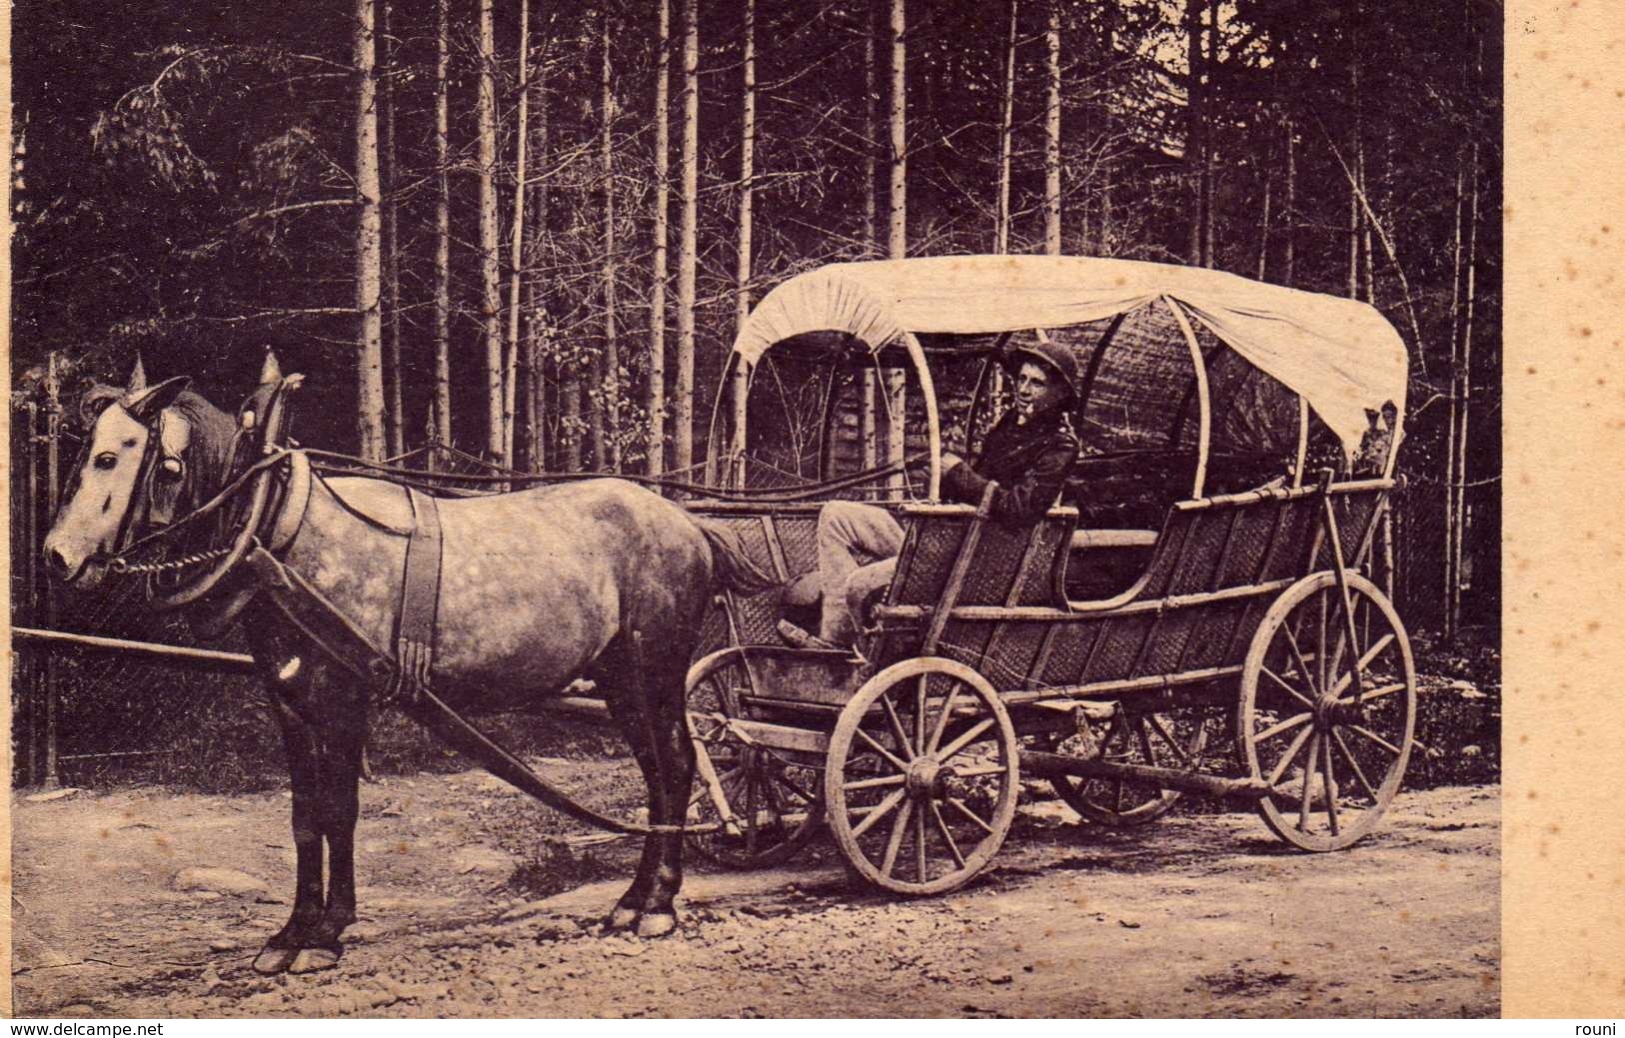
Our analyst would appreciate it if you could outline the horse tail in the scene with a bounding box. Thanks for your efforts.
[695,518,779,595]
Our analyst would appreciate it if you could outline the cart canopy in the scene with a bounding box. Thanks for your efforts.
[732,255,1409,455]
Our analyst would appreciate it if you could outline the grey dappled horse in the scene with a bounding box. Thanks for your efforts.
[42,362,773,973]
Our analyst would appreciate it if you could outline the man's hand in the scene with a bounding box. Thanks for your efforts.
[941,451,965,472]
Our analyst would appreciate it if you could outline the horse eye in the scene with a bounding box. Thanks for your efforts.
[94,453,118,470]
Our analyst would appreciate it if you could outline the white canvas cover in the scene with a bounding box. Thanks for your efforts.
[732,255,1409,454]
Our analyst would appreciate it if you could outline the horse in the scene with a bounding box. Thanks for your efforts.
[42,357,775,974]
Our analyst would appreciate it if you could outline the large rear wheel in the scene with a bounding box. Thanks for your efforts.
[1237,571,1416,851]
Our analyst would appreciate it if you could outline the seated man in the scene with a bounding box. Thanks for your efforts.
[779,337,1081,650]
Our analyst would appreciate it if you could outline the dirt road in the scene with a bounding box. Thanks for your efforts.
[11,771,1498,1018]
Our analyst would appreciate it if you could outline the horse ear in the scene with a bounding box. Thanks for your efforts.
[126,355,149,393]
[126,375,193,423]
[79,386,123,425]
[259,350,283,384]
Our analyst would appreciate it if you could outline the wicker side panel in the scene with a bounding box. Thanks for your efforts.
[1175,599,1255,670]
[732,516,778,578]
[729,589,786,646]
[1012,521,1069,606]
[936,619,998,683]
[1131,611,1198,677]
[1213,501,1283,589]
[891,516,970,607]
[1086,615,1157,682]
[1135,512,1194,598]
[1325,492,1381,569]
[1164,510,1235,596]
[956,522,1033,606]
[775,515,821,578]
[1257,500,1320,582]
[1039,623,1102,687]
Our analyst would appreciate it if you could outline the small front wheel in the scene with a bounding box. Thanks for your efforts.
[823,657,1019,895]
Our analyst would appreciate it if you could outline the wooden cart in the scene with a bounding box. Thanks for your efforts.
[682,257,1414,894]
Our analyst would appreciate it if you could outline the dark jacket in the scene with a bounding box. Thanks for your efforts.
[941,407,1079,522]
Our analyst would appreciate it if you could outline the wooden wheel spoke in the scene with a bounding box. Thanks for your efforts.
[855,727,909,773]
[1261,666,1316,709]
[1321,736,1340,836]
[1297,732,1321,832]
[1331,729,1381,803]
[1267,724,1315,787]
[843,773,905,793]
[1325,633,1398,699]
[1351,682,1407,706]
[1347,724,1403,757]
[937,717,997,762]
[951,764,1008,779]
[946,796,995,835]
[773,771,819,805]
[1254,710,1312,745]
[1281,622,1320,696]
[850,788,906,839]
[1316,591,1329,691]
[1145,715,1197,767]
[925,686,961,757]
[879,691,915,762]
[914,807,928,882]
[915,675,928,756]
[930,802,966,869]
[879,798,914,877]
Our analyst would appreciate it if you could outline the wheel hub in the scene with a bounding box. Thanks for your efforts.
[905,757,952,798]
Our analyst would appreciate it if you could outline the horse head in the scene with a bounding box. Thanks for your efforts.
[43,358,240,588]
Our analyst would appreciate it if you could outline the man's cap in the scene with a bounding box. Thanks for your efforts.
[1003,334,1081,400]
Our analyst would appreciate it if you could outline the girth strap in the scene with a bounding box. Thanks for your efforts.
[392,487,443,703]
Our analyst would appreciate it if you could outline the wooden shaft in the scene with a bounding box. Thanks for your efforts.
[1020,750,1273,800]
[14,627,259,674]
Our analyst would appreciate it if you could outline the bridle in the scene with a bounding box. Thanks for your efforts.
[86,375,302,609]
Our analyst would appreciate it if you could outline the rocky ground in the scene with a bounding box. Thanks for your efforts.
[11,766,1498,1019]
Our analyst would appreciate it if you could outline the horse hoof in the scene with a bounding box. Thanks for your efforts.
[287,948,341,974]
[252,948,298,975]
[636,913,677,939]
[607,906,640,931]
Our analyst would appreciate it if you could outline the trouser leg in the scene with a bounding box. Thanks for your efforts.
[817,501,904,644]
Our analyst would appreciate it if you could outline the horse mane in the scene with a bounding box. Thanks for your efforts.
[167,389,239,496]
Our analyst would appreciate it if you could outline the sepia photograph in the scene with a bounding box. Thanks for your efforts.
[8,0,1505,1019]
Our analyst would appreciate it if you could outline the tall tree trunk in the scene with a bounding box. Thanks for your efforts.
[525,60,550,472]
[994,0,1017,255]
[1256,135,1272,280]
[1200,0,1216,267]
[674,0,699,472]
[503,0,532,468]
[1448,142,1481,641]
[887,0,907,260]
[648,0,671,476]
[1184,0,1202,265]
[863,0,878,254]
[1281,118,1296,286]
[353,0,386,460]
[597,13,621,472]
[1043,0,1061,256]
[432,0,452,450]
[381,0,404,457]
[476,0,502,460]
[731,0,756,486]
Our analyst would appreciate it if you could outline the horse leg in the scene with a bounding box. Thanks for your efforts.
[288,697,367,974]
[254,697,327,975]
[631,651,697,939]
[603,681,664,932]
